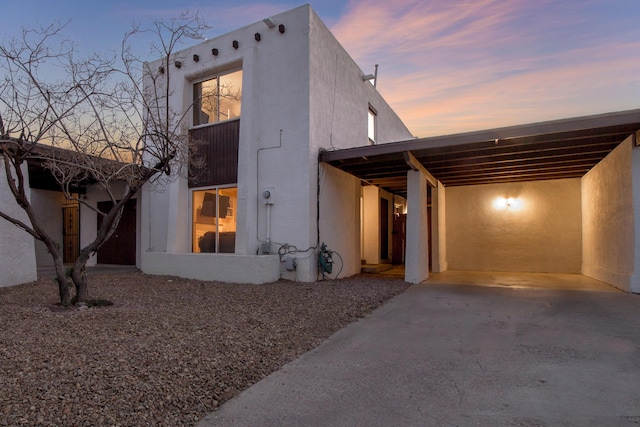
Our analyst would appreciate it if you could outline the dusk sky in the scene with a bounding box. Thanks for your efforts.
[2,0,638,137]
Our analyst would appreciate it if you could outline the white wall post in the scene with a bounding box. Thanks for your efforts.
[405,169,429,283]
[631,138,640,293]
[431,180,447,273]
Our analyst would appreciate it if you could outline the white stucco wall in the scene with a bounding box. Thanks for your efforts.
[30,189,65,267]
[446,178,582,273]
[632,139,640,293]
[361,185,380,264]
[318,164,361,278]
[141,5,412,283]
[0,163,37,286]
[142,252,280,284]
[431,181,447,272]
[405,170,430,283]
[308,9,413,153]
[582,136,635,291]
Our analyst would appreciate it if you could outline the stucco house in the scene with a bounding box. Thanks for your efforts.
[3,4,640,294]
[140,4,414,283]
[140,3,640,292]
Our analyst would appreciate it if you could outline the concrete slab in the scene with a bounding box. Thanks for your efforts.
[198,273,640,427]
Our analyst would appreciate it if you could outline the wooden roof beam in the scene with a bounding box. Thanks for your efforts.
[403,151,437,187]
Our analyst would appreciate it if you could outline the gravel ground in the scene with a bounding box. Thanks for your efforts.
[0,272,409,426]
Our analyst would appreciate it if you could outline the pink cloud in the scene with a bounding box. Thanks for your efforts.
[331,0,640,137]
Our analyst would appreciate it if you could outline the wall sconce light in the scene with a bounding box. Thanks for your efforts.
[174,61,182,69]
[263,18,276,28]
[232,40,239,49]
[493,197,522,210]
[279,24,285,34]
[193,54,199,62]
[255,33,261,42]
[211,48,219,56]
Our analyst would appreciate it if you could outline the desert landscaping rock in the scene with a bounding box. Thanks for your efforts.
[0,272,409,426]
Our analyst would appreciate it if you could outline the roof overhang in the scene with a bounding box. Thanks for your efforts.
[319,109,640,198]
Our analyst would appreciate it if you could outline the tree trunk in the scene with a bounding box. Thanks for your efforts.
[71,260,88,304]
[53,256,71,306]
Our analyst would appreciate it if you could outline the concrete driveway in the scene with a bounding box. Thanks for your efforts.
[198,272,640,427]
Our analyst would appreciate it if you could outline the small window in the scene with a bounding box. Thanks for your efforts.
[368,107,377,144]
[193,69,242,126]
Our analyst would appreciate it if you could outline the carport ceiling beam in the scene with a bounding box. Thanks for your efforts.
[403,151,437,187]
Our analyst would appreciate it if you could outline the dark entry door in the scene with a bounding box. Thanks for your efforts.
[62,205,80,263]
[97,199,136,265]
[380,198,389,261]
[392,213,406,265]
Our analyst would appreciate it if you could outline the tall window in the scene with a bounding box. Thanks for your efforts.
[193,69,243,126]
[192,187,237,253]
[368,106,377,144]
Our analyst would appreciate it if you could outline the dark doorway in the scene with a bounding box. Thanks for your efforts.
[392,213,406,265]
[97,199,136,265]
[380,198,389,261]
[62,205,80,263]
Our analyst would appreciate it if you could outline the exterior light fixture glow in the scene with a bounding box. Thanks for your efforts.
[493,197,522,211]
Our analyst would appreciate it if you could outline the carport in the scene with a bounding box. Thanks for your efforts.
[319,109,640,292]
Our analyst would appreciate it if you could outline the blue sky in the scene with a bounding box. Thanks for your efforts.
[2,0,638,137]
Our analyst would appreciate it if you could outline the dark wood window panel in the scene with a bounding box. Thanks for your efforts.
[189,119,239,188]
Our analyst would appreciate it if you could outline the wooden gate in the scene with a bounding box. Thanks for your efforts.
[62,205,80,263]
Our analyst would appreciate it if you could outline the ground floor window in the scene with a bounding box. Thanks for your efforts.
[192,186,237,253]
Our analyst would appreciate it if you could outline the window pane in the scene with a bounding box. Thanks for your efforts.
[192,187,237,253]
[368,109,376,143]
[218,70,242,121]
[193,69,242,126]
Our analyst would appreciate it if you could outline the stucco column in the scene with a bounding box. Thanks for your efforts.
[431,180,447,273]
[405,169,429,284]
[631,141,640,293]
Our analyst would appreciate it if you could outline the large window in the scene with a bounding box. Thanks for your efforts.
[193,69,243,126]
[192,187,237,253]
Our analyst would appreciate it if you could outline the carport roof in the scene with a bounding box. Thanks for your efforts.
[319,109,640,198]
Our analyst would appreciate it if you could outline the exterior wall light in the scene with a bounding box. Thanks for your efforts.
[232,40,239,49]
[212,48,219,56]
[493,197,522,210]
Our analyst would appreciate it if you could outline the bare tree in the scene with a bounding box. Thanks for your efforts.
[0,14,207,305]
